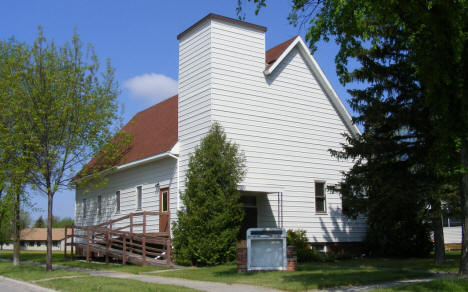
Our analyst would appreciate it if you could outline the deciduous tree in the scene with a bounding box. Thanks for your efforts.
[1,29,123,272]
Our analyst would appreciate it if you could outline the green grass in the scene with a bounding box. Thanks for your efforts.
[156,251,461,291]
[38,276,200,292]
[0,250,168,274]
[156,263,431,291]
[0,261,84,281]
[371,278,468,291]
[326,251,461,274]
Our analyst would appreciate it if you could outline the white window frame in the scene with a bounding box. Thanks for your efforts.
[136,186,142,210]
[315,180,327,214]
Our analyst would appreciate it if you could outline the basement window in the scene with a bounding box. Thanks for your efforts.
[137,186,142,210]
[315,181,327,213]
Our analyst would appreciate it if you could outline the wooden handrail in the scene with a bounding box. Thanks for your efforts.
[64,211,172,266]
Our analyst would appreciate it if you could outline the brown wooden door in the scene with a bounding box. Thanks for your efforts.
[159,188,170,232]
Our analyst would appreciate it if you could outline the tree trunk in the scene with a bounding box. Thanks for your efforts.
[12,192,20,266]
[46,191,53,272]
[460,139,468,276]
[432,198,445,264]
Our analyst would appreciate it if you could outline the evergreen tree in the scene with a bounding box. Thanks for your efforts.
[237,0,466,264]
[172,123,246,266]
[33,216,45,228]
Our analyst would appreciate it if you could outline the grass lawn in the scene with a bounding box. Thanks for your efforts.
[0,250,168,274]
[371,278,468,292]
[155,252,461,291]
[156,264,430,291]
[332,251,461,274]
[0,261,84,281]
[38,276,200,292]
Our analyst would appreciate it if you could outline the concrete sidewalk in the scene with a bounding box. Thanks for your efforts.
[0,276,57,292]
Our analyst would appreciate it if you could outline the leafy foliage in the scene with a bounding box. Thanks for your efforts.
[287,229,314,262]
[238,0,466,261]
[172,123,246,266]
[0,28,125,270]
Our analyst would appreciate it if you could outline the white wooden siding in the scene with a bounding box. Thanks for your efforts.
[208,20,365,242]
[178,19,213,194]
[75,158,178,235]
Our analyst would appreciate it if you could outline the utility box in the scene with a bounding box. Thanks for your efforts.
[247,228,287,271]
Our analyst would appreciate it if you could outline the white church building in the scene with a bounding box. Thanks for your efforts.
[75,14,366,252]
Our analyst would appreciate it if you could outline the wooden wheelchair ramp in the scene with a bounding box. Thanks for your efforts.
[64,211,172,267]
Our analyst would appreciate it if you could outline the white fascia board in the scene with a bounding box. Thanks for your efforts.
[264,37,361,136]
[170,141,179,156]
[116,151,171,171]
[73,150,174,186]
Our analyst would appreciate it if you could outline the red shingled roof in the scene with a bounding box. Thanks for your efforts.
[117,95,178,165]
[81,95,178,174]
[265,36,298,70]
[80,37,296,174]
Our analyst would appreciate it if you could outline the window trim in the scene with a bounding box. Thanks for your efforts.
[160,188,169,213]
[315,180,327,214]
[136,186,142,210]
[115,191,120,214]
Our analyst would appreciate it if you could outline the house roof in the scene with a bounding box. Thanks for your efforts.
[19,228,66,241]
[115,95,178,165]
[82,95,178,174]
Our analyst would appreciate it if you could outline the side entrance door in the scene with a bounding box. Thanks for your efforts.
[159,188,170,232]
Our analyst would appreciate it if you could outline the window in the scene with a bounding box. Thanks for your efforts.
[160,189,169,212]
[83,199,87,218]
[36,241,41,247]
[315,181,326,213]
[97,195,102,216]
[137,186,142,210]
[53,241,59,247]
[116,191,120,213]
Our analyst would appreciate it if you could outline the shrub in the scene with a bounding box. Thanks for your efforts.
[172,123,246,266]
[287,229,319,262]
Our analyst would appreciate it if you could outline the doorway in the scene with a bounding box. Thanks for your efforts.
[240,195,257,240]
[159,188,170,232]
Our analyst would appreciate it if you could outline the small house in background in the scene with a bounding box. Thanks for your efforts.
[2,228,66,251]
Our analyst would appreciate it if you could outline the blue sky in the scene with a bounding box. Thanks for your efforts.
[0,0,353,221]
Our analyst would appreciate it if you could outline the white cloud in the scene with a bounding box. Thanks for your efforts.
[124,73,177,104]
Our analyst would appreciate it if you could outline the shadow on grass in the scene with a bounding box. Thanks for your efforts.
[280,269,430,290]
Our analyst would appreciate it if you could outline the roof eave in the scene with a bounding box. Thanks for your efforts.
[73,147,177,186]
